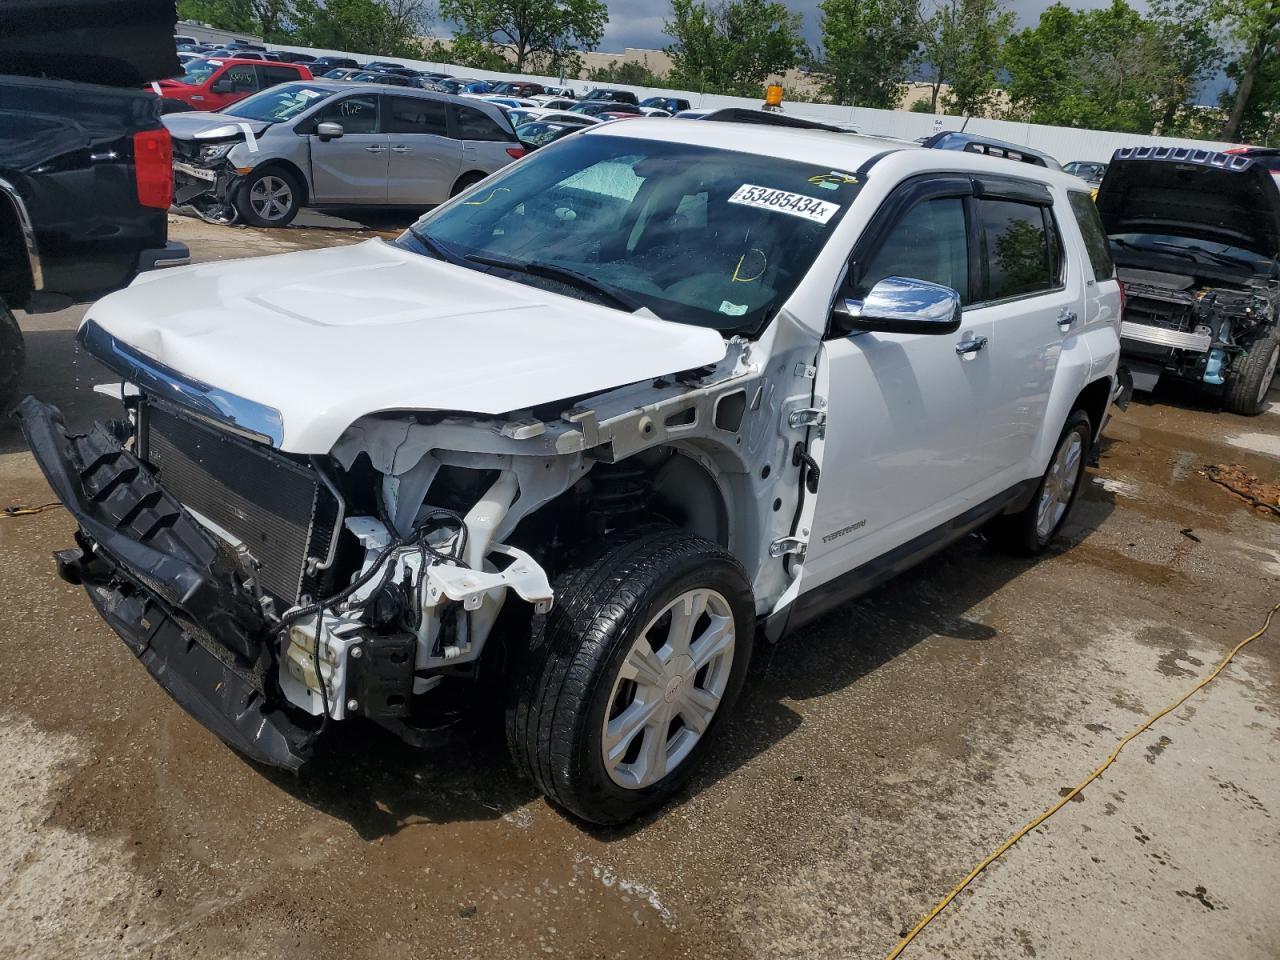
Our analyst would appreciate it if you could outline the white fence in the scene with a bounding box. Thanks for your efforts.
[263,38,1240,163]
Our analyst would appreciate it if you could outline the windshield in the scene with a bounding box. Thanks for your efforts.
[398,134,859,333]
[224,84,336,122]
[175,58,223,85]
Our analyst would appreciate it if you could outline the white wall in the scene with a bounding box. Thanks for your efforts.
[267,40,1239,164]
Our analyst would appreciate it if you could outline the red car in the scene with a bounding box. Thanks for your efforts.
[153,57,312,112]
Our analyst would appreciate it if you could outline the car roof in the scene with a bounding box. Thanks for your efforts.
[582,118,1088,189]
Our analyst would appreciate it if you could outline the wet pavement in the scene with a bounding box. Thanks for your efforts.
[1,215,1278,959]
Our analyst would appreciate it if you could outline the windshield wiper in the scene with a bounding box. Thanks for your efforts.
[1112,237,1196,262]
[464,254,646,313]
[410,227,465,265]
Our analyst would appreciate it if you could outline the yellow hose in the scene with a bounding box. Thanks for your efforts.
[887,600,1280,960]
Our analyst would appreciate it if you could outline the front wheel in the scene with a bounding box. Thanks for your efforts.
[506,529,754,825]
[233,168,302,227]
[986,410,1092,555]
[1224,334,1279,416]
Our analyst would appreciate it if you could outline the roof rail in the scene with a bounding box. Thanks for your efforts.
[678,107,852,133]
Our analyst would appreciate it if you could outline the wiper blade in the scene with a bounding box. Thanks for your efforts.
[410,228,463,265]
[463,254,646,313]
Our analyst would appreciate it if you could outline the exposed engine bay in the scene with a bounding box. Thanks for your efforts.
[1118,265,1279,387]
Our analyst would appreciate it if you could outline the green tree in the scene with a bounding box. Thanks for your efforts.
[1002,0,1176,133]
[177,0,259,35]
[1215,0,1280,141]
[586,59,666,85]
[664,0,808,97]
[919,0,1014,116]
[292,0,431,57]
[1148,0,1223,133]
[439,0,608,73]
[813,0,921,109]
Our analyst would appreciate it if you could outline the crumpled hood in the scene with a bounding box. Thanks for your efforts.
[1097,147,1280,255]
[83,239,728,453]
[162,111,272,140]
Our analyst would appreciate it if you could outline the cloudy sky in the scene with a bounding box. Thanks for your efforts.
[598,0,1134,52]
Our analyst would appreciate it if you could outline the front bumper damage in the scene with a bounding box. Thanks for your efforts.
[172,156,239,224]
[18,397,315,770]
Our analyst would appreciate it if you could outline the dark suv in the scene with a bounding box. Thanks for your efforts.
[1099,146,1280,414]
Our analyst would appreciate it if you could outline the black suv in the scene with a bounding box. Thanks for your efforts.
[1099,146,1280,414]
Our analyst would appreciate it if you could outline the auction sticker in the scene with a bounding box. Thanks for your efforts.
[728,185,839,223]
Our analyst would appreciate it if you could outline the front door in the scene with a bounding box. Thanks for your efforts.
[308,93,389,203]
[384,95,461,205]
[798,185,1007,595]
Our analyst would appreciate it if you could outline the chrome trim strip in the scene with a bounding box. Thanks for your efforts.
[0,174,43,291]
[1120,321,1211,353]
[79,319,285,447]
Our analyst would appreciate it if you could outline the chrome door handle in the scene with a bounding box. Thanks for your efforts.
[1057,309,1077,331]
[956,334,988,355]
[365,145,383,153]
[390,145,408,153]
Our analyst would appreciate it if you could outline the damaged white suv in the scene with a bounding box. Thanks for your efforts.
[21,119,1121,824]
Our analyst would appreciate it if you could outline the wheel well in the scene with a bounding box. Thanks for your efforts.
[452,170,488,195]
[0,192,32,310]
[246,160,309,205]
[1073,377,1112,441]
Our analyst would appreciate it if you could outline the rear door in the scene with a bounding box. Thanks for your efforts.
[307,93,389,203]
[384,94,461,204]
[963,180,1079,483]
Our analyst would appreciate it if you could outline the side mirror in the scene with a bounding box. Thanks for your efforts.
[831,276,962,335]
[316,121,344,141]
[210,78,234,93]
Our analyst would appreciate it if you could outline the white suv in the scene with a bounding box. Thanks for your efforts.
[21,119,1122,824]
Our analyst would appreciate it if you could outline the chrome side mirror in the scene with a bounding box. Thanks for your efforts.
[832,276,963,335]
[316,121,345,141]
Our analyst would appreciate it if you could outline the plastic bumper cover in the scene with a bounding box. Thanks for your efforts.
[17,396,313,771]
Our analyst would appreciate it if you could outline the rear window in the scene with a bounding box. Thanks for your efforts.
[388,96,448,136]
[454,105,512,142]
[1067,191,1115,282]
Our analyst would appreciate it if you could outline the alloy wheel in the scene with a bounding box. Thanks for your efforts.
[1036,429,1085,541]
[602,588,736,789]
[248,175,293,221]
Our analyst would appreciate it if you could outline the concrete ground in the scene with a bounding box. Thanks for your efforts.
[1,213,1278,960]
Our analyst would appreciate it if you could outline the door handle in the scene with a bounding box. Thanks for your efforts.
[1057,309,1077,332]
[365,145,383,153]
[391,145,408,153]
[955,334,988,356]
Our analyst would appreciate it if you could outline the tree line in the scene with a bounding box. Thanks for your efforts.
[180,0,1280,142]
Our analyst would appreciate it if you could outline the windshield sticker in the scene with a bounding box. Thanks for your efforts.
[728,185,840,223]
[808,171,859,191]
[719,300,748,316]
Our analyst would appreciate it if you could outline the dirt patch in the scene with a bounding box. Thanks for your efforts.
[1201,464,1280,519]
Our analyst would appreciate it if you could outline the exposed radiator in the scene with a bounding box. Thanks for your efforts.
[142,402,338,605]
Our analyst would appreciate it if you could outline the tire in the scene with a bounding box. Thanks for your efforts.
[450,171,487,198]
[233,167,302,227]
[506,528,755,825]
[0,302,25,415]
[1224,333,1279,416]
[986,410,1092,555]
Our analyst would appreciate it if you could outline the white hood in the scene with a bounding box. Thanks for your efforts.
[85,239,728,453]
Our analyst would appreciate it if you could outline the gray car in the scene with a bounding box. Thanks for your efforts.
[163,81,522,226]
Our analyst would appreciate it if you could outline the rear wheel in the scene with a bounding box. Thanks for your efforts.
[234,168,302,227]
[986,410,1092,555]
[1224,334,1279,416]
[506,528,754,825]
[450,171,487,198]
[0,302,25,414]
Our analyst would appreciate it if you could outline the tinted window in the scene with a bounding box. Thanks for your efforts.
[387,96,448,136]
[855,197,969,303]
[258,65,303,87]
[1068,191,1115,282]
[223,64,259,92]
[454,105,510,142]
[314,94,379,134]
[979,199,1056,300]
